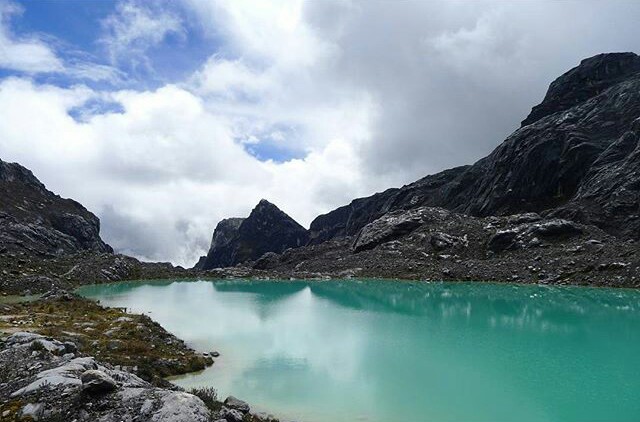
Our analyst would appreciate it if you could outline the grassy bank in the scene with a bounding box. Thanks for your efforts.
[0,294,213,386]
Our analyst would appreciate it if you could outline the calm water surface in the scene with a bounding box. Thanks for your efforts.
[78,280,640,422]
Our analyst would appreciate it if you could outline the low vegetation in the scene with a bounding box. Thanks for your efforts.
[0,295,213,385]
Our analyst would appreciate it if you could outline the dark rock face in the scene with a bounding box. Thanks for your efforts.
[0,159,112,256]
[521,52,640,126]
[309,166,468,243]
[199,200,309,269]
[309,52,640,243]
[195,217,244,269]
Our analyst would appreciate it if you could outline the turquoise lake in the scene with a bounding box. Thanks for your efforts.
[78,280,640,422]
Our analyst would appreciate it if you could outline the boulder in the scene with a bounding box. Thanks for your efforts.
[224,395,250,413]
[430,232,467,251]
[81,369,117,394]
[488,219,583,252]
[218,407,244,422]
[20,403,44,421]
[526,219,583,239]
[488,230,518,252]
[150,391,211,422]
[353,208,450,252]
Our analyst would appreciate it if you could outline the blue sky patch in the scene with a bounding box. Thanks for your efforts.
[6,0,221,89]
[68,98,125,123]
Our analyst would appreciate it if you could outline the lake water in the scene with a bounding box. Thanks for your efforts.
[78,279,640,422]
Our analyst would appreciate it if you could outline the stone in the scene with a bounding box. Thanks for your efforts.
[352,208,449,252]
[488,230,518,252]
[526,220,583,239]
[224,395,250,413]
[6,331,45,345]
[150,392,211,422]
[81,369,117,394]
[430,232,467,251]
[218,407,244,422]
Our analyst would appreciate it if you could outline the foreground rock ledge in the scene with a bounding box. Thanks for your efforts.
[0,332,280,421]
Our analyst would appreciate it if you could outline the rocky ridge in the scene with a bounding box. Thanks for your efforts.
[308,52,640,242]
[187,53,640,288]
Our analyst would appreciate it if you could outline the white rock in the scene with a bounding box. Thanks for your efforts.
[150,392,210,422]
[11,357,97,397]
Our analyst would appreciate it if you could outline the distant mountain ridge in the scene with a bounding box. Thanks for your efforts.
[196,199,309,270]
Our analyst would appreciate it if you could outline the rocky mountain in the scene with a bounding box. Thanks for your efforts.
[197,200,309,270]
[309,52,640,243]
[0,159,112,256]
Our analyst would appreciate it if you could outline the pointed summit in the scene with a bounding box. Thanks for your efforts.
[196,200,309,270]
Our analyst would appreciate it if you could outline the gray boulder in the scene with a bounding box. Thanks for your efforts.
[353,208,450,252]
[224,395,250,413]
[81,369,117,394]
[430,232,468,251]
[218,406,244,422]
[150,391,211,422]
[488,219,583,252]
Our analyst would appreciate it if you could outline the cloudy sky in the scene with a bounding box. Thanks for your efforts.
[1,0,639,266]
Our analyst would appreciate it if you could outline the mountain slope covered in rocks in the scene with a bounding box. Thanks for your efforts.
[308,52,640,243]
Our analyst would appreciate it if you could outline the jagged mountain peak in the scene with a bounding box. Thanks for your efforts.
[197,200,308,270]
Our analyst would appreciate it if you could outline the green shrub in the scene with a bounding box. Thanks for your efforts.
[29,340,46,352]
[189,386,221,412]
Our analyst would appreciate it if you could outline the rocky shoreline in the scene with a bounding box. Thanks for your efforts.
[0,330,278,422]
[0,293,281,422]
